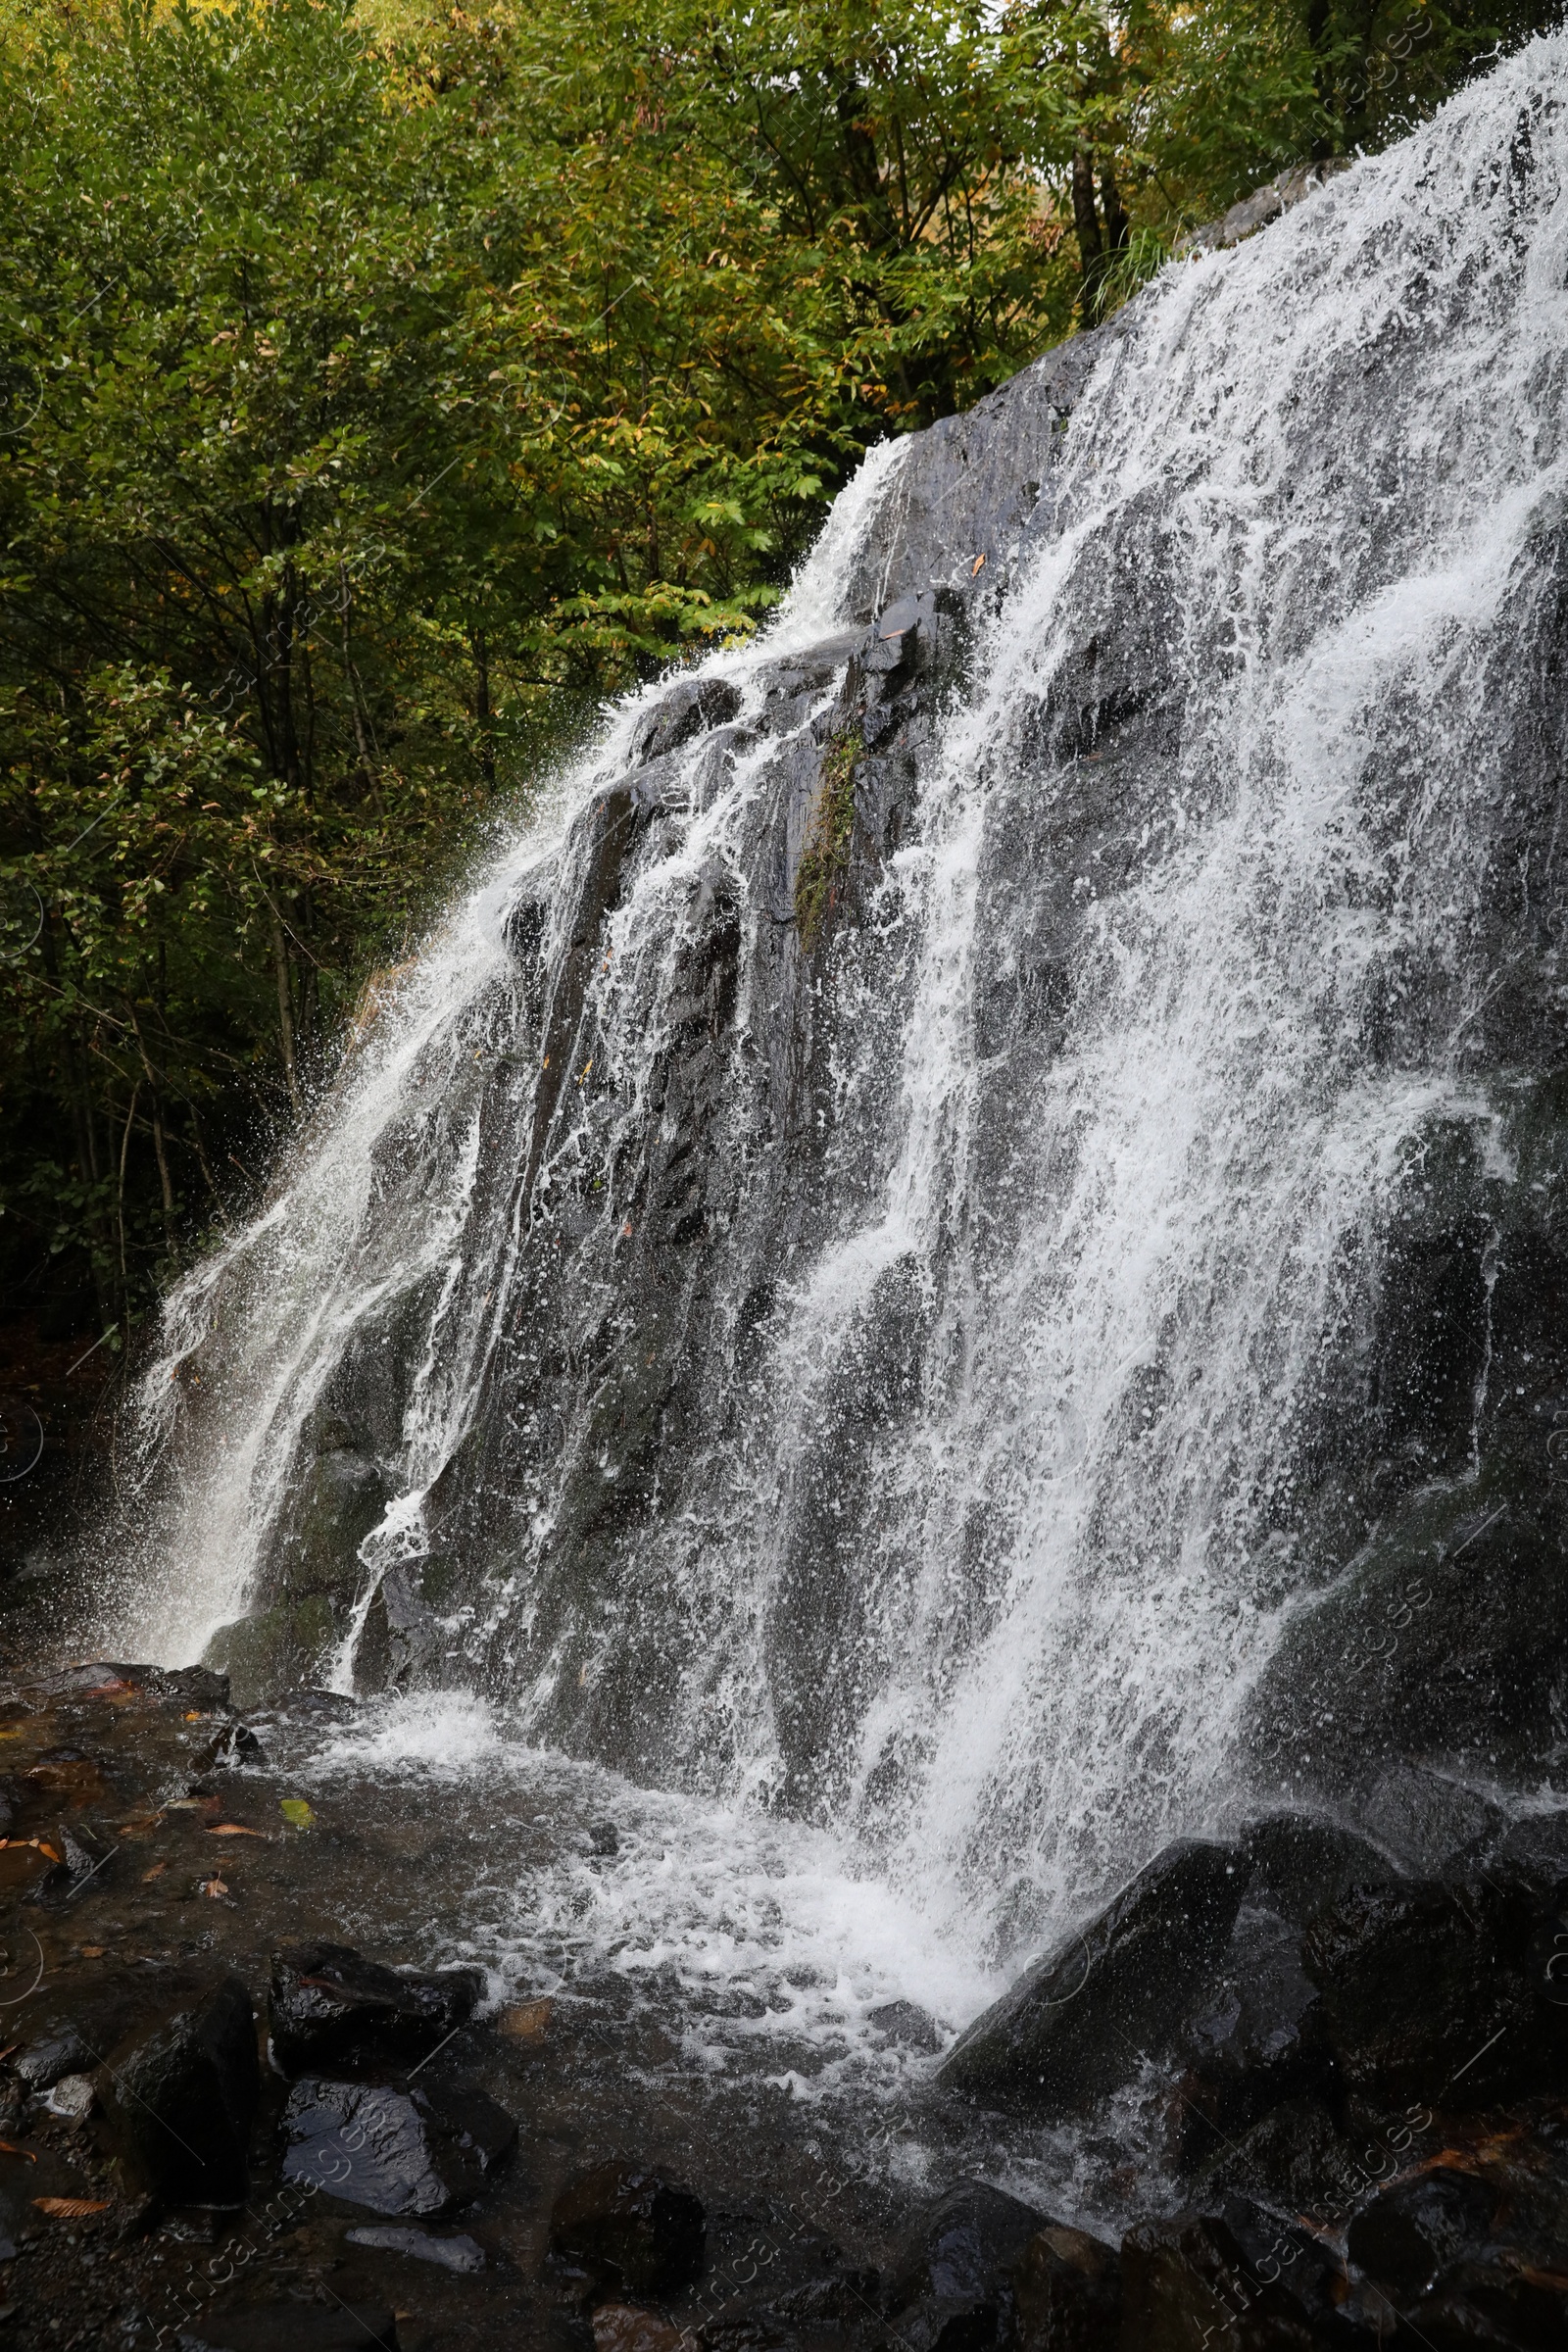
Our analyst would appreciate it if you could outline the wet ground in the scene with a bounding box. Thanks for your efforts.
[0,1647,1123,2352]
[3,1626,1565,2352]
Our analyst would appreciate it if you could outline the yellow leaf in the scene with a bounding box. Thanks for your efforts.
[499,1997,554,2042]
[279,1798,316,1830]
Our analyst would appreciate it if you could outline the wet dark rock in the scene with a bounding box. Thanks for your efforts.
[1189,2094,1346,2218]
[866,1999,943,2053]
[1524,1886,1568,2009]
[1119,2202,1374,2352]
[1301,1881,1533,2105]
[631,676,744,765]
[200,1721,266,1772]
[1346,2169,1499,2298]
[842,321,1126,619]
[884,2179,1045,2350]
[1168,1907,1324,2167]
[767,2269,880,2332]
[285,1688,361,1723]
[589,1820,620,1857]
[1244,1486,1568,1795]
[1357,1765,1509,1876]
[1235,1812,1397,1924]
[1418,2253,1568,2351]
[1488,1806,1568,1894]
[550,2160,707,2298]
[62,1661,232,1713]
[98,1971,259,2206]
[14,1958,220,2090]
[280,2076,514,2216]
[939,1839,1249,2116]
[175,2309,399,2352]
[345,2222,486,2272]
[269,1939,485,2073]
[29,1818,119,1905]
[1011,2220,1120,2352]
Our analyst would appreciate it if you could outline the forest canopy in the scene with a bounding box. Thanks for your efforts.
[0,0,1549,1353]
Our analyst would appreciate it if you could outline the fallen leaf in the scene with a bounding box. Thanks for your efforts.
[0,2142,36,2162]
[33,2196,110,2218]
[117,1815,164,1838]
[183,1711,204,1722]
[78,1945,105,1959]
[206,1823,269,1838]
[200,1878,229,1898]
[499,1997,554,2042]
[971,552,987,576]
[140,1861,168,1883]
[278,1798,316,1831]
[593,2303,686,2352]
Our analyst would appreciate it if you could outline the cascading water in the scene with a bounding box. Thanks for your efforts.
[106,36,1568,2018]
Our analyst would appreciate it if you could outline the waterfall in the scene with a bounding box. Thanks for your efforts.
[107,39,1568,1974]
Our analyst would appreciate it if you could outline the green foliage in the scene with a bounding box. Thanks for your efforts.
[0,0,1549,1346]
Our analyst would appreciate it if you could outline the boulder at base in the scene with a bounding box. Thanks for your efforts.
[280,2077,514,2216]
[1012,2222,1121,2352]
[269,1939,484,2073]
[939,1839,1249,2116]
[883,2180,1046,2351]
[99,1972,259,2207]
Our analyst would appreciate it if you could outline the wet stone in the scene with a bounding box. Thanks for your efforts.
[1119,2204,1376,2352]
[98,1970,259,2206]
[866,1998,943,2053]
[269,1937,485,2072]
[1346,2169,1500,2298]
[1188,2094,1345,2218]
[1301,1880,1532,2105]
[1488,1805,1568,1893]
[1418,2253,1568,2352]
[345,2221,486,2272]
[1235,1811,1396,1925]
[280,2076,515,2216]
[884,2179,1046,2351]
[631,676,744,766]
[938,1838,1249,2116]
[550,2159,707,2298]
[1012,2221,1120,2352]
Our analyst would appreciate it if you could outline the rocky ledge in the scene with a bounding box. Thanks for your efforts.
[0,1659,1562,2351]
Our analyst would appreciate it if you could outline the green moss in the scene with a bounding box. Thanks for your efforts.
[795,727,862,952]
